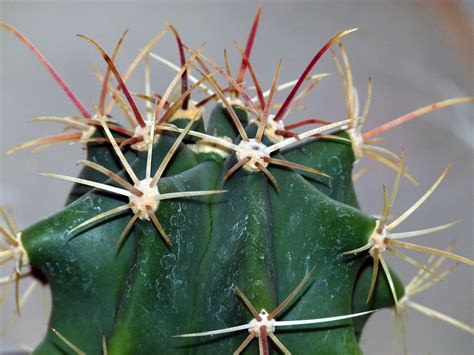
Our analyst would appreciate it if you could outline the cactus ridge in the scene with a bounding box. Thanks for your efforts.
[1,3,473,354]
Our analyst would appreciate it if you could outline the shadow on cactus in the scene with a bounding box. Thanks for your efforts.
[1,2,473,354]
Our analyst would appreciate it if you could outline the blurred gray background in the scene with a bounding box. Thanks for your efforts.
[0,0,473,354]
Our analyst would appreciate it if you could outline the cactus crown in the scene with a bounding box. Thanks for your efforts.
[1,3,473,354]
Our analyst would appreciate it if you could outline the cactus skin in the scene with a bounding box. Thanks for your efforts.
[19,103,404,354]
[4,1,474,350]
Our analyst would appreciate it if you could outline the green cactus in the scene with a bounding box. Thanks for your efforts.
[1,3,473,354]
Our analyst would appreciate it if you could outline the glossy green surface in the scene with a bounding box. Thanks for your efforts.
[22,104,402,354]
[207,104,248,139]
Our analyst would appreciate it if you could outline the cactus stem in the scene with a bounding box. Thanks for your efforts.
[99,29,129,115]
[46,109,224,247]
[0,23,91,117]
[176,270,374,353]
[59,173,223,243]
[51,328,86,355]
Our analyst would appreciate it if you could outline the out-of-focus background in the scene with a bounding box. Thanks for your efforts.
[1,0,473,354]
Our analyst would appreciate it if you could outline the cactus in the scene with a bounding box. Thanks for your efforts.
[1,3,473,354]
